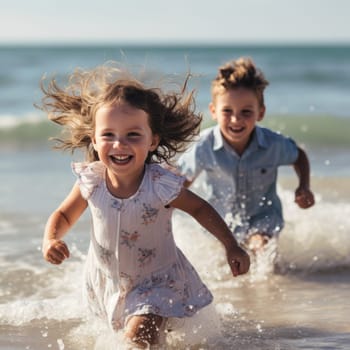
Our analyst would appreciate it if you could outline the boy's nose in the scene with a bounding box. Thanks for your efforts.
[231,112,245,122]
[230,114,239,121]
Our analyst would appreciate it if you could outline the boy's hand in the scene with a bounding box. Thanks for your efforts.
[226,245,250,277]
[43,239,70,265]
[295,187,315,209]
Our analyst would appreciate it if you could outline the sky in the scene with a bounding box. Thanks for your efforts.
[0,0,349,45]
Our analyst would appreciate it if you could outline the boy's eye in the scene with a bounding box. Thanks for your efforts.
[222,108,232,114]
[242,109,253,116]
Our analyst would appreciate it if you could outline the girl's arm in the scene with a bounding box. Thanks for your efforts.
[43,182,88,265]
[182,178,193,188]
[170,188,250,276]
[293,147,315,209]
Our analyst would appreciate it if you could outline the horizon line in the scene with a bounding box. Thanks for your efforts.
[0,39,350,47]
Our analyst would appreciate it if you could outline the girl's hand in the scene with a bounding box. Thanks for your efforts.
[226,245,250,277]
[43,239,70,265]
[295,187,315,209]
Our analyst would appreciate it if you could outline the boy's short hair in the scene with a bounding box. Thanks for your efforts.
[211,57,269,106]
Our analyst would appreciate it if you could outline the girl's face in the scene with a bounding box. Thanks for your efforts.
[92,102,159,181]
[209,87,265,155]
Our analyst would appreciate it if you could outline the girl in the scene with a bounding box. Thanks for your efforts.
[40,63,250,348]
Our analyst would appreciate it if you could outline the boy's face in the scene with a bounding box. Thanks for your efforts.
[209,87,265,155]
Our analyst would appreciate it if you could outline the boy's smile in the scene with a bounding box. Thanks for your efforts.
[210,87,265,155]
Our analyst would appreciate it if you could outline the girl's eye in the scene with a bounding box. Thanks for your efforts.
[127,132,141,138]
[222,108,232,114]
[101,132,114,138]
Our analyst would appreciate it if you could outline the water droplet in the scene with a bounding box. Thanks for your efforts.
[57,339,65,350]
[256,323,263,333]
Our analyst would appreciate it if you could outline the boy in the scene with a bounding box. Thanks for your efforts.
[177,57,315,253]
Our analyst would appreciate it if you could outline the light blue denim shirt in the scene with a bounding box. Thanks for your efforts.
[177,125,299,240]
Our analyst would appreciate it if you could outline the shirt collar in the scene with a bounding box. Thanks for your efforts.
[212,125,224,151]
[254,126,269,149]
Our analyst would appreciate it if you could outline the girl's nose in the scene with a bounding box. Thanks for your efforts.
[112,137,127,147]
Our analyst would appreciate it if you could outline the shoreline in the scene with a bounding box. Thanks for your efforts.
[1,114,350,148]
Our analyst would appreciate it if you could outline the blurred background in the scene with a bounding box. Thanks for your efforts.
[1,1,350,349]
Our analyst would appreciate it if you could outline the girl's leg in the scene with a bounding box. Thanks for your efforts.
[124,314,164,348]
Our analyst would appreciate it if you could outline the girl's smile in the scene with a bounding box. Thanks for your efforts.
[109,154,133,165]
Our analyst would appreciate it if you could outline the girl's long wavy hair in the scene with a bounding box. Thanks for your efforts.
[38,63,202,163]
[211,57,269,106]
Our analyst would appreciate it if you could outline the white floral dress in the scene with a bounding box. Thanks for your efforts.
[72,161,213,330]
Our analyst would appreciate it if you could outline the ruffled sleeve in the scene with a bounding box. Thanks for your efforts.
[150,164,185,205]
[71,161,105,200]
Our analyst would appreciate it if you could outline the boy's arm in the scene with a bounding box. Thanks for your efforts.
[163,163,193,188]
[293,147,315,209]
[174,141,203,188]
[43,182,88,264]
[170,188,250,276]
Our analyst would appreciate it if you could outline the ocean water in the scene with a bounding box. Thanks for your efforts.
[1,44,350,349]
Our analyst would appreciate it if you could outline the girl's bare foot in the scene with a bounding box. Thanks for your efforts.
[247,233,270,254]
